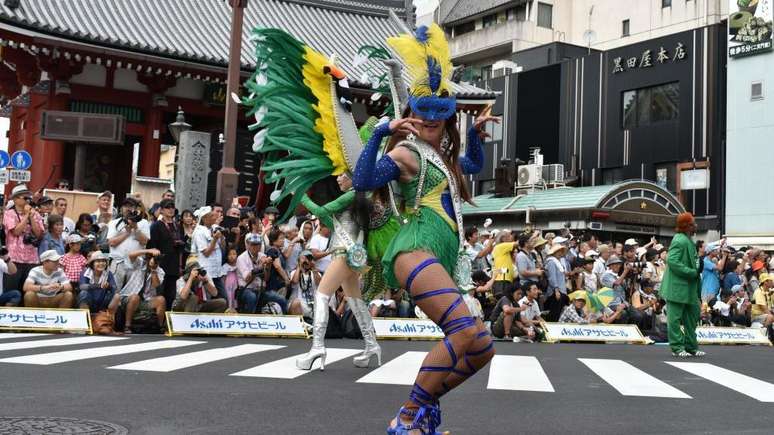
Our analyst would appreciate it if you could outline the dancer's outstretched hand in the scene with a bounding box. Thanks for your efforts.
[473,105,501,139]
[389,118,422,137]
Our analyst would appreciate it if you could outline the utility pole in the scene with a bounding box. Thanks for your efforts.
[216,0,248,206]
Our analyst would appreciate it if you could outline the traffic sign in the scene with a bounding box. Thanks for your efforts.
[8,170,30,182]
[10,150,32,170]
[0,150,10,168]
[0,170,7,184]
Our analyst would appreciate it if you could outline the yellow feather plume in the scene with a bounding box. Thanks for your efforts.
[302,47,347,176]
[387,23,453,98]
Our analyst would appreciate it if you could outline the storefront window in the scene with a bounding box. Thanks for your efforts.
[621,82,680,128]
[482,14,497,29]
[453,21,475,36]
[537,3,553,29]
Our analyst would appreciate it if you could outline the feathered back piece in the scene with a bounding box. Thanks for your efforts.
[387,23,456,120]
[243,29,357,220]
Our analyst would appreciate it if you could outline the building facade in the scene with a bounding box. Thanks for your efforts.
[0,0,415,204]
[464,23,726,238]
[725,0,774,248]
[438,0,728,81]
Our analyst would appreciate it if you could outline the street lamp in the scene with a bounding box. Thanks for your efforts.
[168,106,191,144]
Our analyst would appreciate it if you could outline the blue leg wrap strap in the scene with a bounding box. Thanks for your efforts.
[405,258,439,291]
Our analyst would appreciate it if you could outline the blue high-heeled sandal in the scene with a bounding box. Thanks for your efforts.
[386,404,444,435]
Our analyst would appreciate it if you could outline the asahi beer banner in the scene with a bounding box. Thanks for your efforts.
[0,307,91,333]
[166,312,307,337]
[696,326,771,345]
[542,322,647,344]
[374,318,444,340]
[729,0,773,58]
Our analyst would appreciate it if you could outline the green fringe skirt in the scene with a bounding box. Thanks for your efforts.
[382,207,458,289]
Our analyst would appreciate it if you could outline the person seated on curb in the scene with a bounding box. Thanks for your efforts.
[0,248,21,306]
[120,248,166,333]
[489,283,527,339]
[23,250,74,308]
[518,283,545,342]
[172,259,227,313]
[78,251,120,314]
[559,293,625,324]
[751,273,774,329]
[288,250,322,319]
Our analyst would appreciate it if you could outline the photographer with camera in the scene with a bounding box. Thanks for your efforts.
[701,241,728,303]
[191,206,226,298]
[287,250,322,318]
[237,233,286,313]
[264,228,291,313]
[106,197,150,290]
[120,248,167,333]
[4,184,45,293]
[600,256,641,325]
[282,224,305,276]
[149,198,184,310]
[173,259,227,313]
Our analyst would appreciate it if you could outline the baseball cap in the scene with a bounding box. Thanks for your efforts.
[66,234,83,245]
[624,238,638,246]
[264,206,280,215]
[36,195,53,206]
[40,250,62,263]
[121,197,140,207]
[731,284,745,293]
[301,249,314,259]
[752,261,766,272]
[606,255,623,266]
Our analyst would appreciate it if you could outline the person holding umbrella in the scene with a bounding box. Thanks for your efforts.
[661,212,705,358]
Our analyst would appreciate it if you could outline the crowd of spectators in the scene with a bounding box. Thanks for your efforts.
[1,180,773,343]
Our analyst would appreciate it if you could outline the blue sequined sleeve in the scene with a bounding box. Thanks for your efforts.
[460,126,484,175]
[352,122,400,191]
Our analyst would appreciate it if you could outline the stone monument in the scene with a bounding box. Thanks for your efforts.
[175,130,211,211]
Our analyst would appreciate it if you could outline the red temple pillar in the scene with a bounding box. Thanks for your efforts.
[137,73,177,178]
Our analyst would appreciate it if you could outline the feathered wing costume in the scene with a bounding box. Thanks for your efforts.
[243,29,394,370]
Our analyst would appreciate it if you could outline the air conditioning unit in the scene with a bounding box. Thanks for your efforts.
[41,111,125,145]
[542,164,565,183]
[517,164,541,186]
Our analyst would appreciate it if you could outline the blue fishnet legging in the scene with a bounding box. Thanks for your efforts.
[396,256,495,423]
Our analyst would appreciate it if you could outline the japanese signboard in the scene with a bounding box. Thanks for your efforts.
[374,318,444,340]
[729,0,773,58]
[8,170,31,182]
[696,326,771,345]
[541,322,647,344]
[166,312,307,337]
[0,307,91,333]
[611,42,687,75]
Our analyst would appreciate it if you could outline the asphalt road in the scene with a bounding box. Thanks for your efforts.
[1,332,773,434]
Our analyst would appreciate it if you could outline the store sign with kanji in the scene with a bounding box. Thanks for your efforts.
[728,0,773,58]
[611,42,688,75]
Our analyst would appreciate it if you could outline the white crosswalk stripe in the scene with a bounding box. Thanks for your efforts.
[0,333,52,340]
[108,344,285,373]
[356,351,427,385]
[487,355,555,392]
[230,348,362,379]
[667,362,774,402]
[0,335,125,352]
[580,358,691,398]
[0,340,204,365]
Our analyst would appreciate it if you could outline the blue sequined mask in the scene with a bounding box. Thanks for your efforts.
[409,95,457,121]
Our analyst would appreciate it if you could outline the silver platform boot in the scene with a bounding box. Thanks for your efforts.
[296,292,330,370]
[349,297,382,368]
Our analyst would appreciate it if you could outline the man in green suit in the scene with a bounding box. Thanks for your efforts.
[660,212,705,357]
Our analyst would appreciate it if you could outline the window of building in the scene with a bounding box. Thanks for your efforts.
[621,82,680,128]
[482,13,497,29]
[453,21,475,36]
[751,81,764,101]
[537,2,553,29]
[622,19,630,37]
[662,0,672,8]
[481,65,493,81]
[507,4,527,21]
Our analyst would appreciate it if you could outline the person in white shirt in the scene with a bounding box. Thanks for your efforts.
[191,206,226,298]
[52,198,75,235]
[106,197,150,289]
[0,249,20,306]
[308,221,332,273]
[518,283,545,342]
[593,244,610,285]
